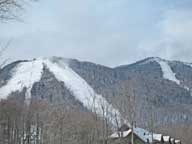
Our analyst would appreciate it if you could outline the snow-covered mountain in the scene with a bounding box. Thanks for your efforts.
[0,57,122,126]
[0,56,192,129]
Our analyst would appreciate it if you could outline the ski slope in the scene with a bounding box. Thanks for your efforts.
[0,59,44,100]
[0,58,161,142]
[0,58,122,126]
[155,59,180,85]
[44,59,122,126]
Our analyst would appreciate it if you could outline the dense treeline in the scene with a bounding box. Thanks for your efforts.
[0,97,112,144]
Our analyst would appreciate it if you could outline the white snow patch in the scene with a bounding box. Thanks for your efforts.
[44,59,122,126]
[175,140,181,144]
[109,129,132,138]
[139,58,180,84]
[133,127,163,143]
[163,136,170,142]
[0,59,44,100]
[155,59,180,85]
[157,60,192,93]
[134,127,152,142]
[153,134,163,142]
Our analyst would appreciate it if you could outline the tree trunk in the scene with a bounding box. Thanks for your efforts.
[131,121,134,144]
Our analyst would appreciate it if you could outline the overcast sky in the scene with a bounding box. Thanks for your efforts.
[0,0,192,67]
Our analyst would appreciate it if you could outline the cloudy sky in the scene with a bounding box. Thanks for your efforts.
[0,0,192,67]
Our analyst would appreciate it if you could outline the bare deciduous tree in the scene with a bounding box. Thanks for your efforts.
[111,79,137,144]
[0,0,32,21]
[0,0,20,21]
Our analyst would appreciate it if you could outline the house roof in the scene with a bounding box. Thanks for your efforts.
[153,134,163,141]
[134,127,152,142]
[175,140,181,144]
[134,127,163,143]
[163,136,170,142]
[109,124,181,144]
[109,127,162,143]
[109,129,132,138]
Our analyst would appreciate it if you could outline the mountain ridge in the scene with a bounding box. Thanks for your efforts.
[0,56,192,128]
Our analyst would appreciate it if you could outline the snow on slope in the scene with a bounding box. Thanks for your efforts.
[155,58,180,85]
[0,58,122,125]
[134,127,163,143]
[44,59,122,126]
[0,57,159,142]
[142,58,192,93]
[156,59,192,93]
[0,59,44,100]
[45,59,156,142]
[141,58,180,84]
[140,57,180,84]
[157,60,180,85]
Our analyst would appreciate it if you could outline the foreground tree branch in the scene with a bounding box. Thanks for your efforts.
[0,0,23,21]
[0,0,37,21]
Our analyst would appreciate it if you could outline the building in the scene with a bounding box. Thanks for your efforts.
[109,129,146,144]
[108,124,182,144]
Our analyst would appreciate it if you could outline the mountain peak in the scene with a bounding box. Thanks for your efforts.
[139,57,168,65]
[0,58,122,126]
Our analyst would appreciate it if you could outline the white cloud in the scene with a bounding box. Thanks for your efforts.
[160,9,192,41]
[1,0,192,66]
[139,8,192,62]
